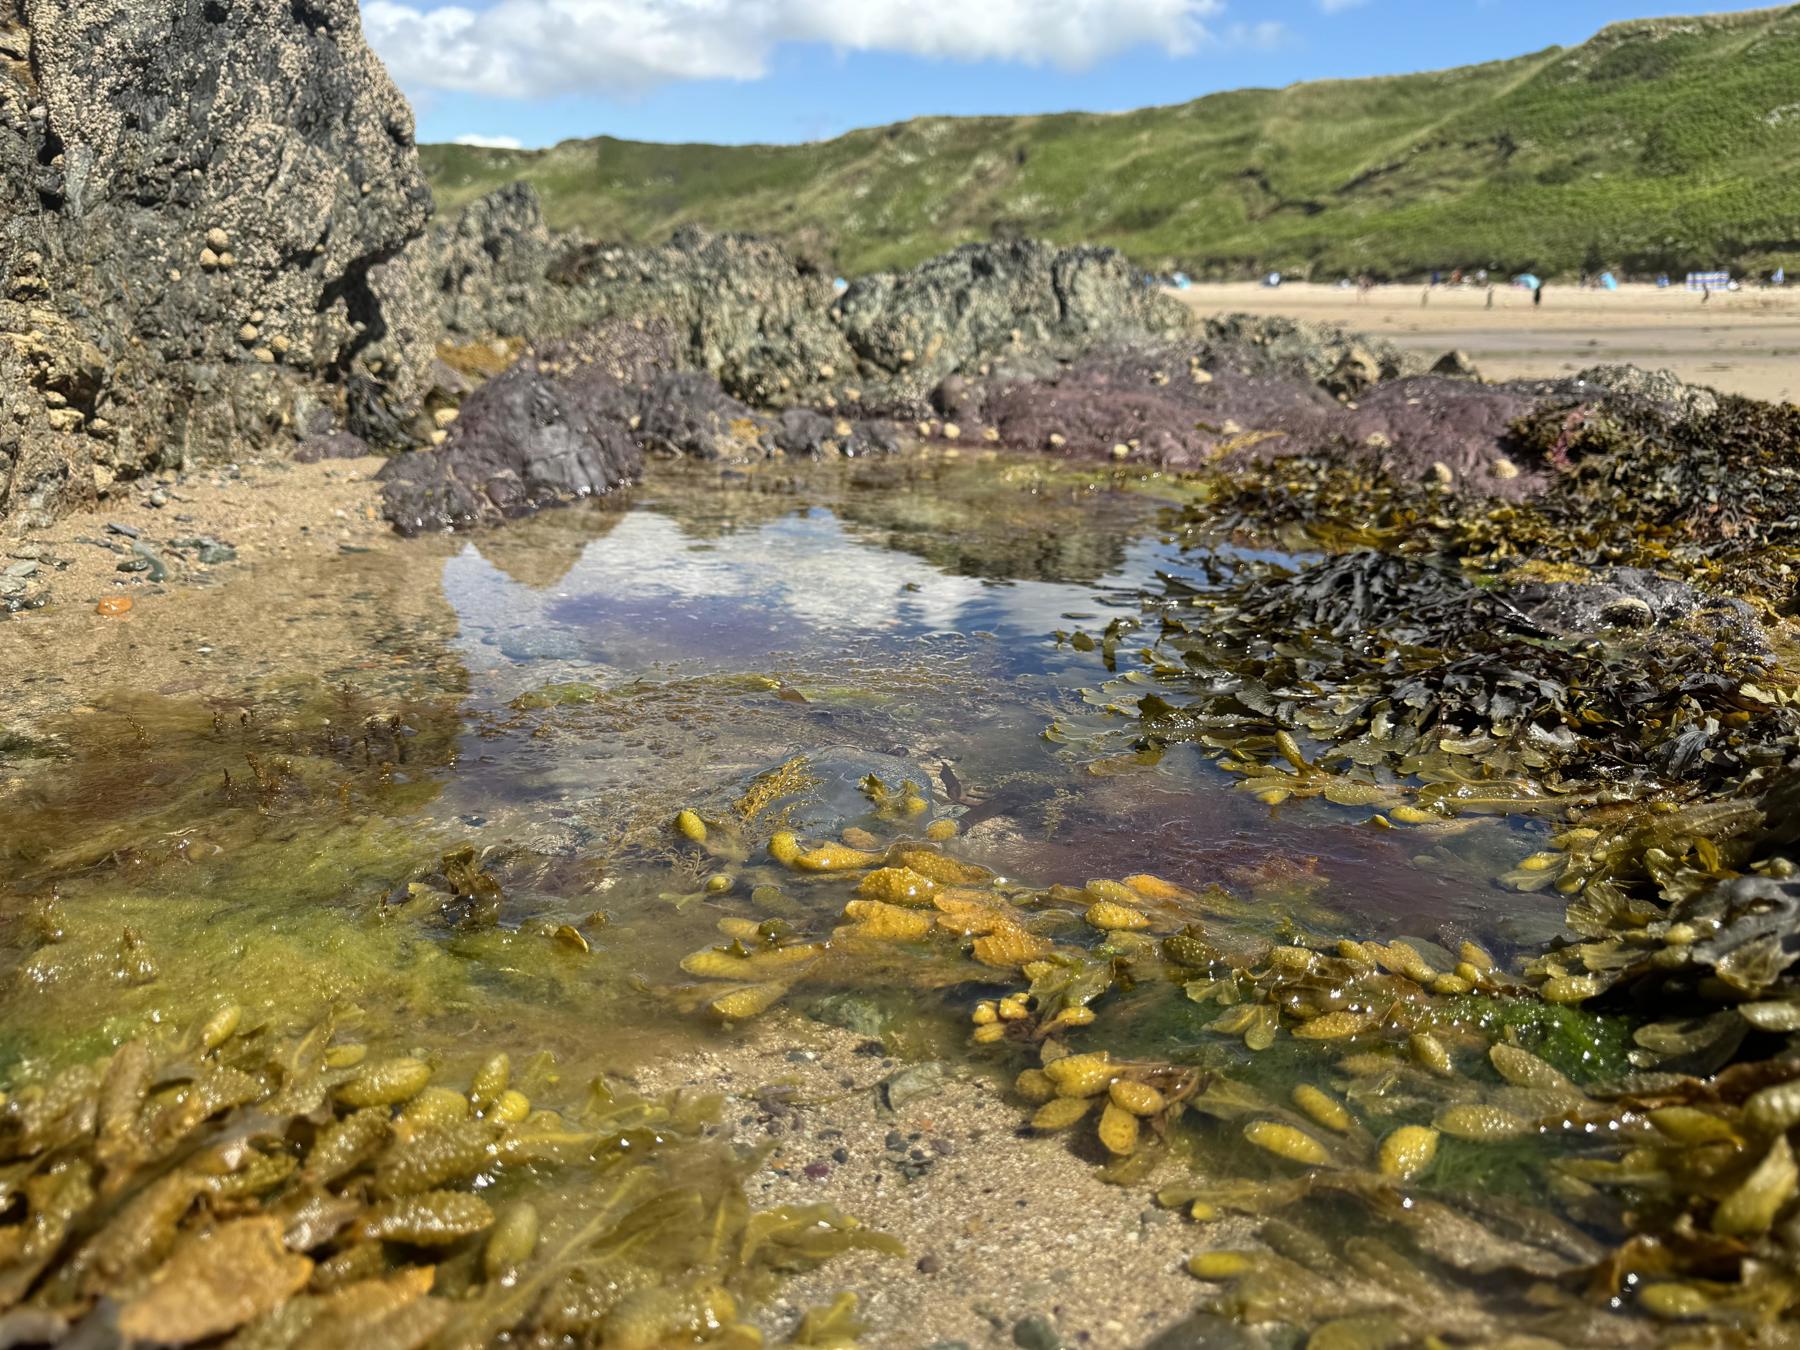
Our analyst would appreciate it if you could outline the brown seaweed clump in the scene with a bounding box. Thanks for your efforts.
[0,1016,895,1347]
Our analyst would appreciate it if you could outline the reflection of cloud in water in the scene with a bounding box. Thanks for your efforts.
[443,507,1177,695]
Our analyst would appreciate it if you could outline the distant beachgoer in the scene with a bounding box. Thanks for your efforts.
[1486,286,1495,309]
[1533,284,1544,308]
[1421,287,1430,308]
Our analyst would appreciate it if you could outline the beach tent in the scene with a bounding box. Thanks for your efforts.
[1170,272,1191,290]
[1514,274,1542,290]
[1686,271,1730,292]
[1599,272,1618,290]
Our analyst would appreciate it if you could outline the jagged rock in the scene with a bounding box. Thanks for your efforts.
[835,240,1190,409]
[538,225,848,406]
[378,342,644,535]
[0,0,432,526]
[1199,313,1435,391]
[429,181,554,341]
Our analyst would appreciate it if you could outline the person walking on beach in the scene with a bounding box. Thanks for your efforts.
[1534,283,1544,308]
[1486,286,1495,309]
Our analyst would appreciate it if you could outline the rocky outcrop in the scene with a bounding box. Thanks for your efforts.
[380,323,899,533]
[420,195,1193,413]
[0,0,434,527]
[834,240,1192,409]
[430,181,555,342]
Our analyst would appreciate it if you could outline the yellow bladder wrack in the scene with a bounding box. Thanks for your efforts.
[1291,1085,1352,1133]
[1244,1121,1330,1166]
[841,900,933,941]
[1085,900,1150,931]
[1109,1080,1166,1116]
[794,843,883,872]
[1098,1103,1140,1155]
[856,867,937,905]
[1044,1052,1113,1098]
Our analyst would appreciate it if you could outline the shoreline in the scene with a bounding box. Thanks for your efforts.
[1173,281,1800,403]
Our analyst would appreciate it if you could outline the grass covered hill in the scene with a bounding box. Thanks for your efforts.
[422,6,1800,280]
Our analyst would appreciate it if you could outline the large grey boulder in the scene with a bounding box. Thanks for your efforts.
[0,0,433,526]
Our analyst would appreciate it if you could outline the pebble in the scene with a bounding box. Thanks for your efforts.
[1013,1314,1061,1350]
[105,522,140,539]
[3,561,36,578]
[883,1062,945,1110]
[916,1253,943,1275]
[146,490,169,507]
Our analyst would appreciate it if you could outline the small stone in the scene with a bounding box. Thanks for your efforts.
[1191,367,1214,384]
[199,247,220,270]
[217,251,236,269]
[982,427,999,442]
[942,422,961,440]
[239,323,259,343]
[251,347,274,364]
[1364,432,1392,450]
[430,429,448,446]
[916,1253,943,1275]
[3,560,37,578]
[1429,461,1455,487]
[270,335,291,355]
[1012,1314,1061,1350]
[205,227,230,251]
[117,558,150,573]
[1492,456,1520,480]
[831,1146,849,1163]
[1600,596,1656,629]
[816,363,835,380]
[105,522,140,539]
[167,269,182,282]
[1047,432,1066,448]
[433,407,459,429]
[1110,443,1130,460]
[250,309,265,323]
[1221,418,1243,435]
[899,348,916,364]
[802,1161,831,1181]
[884,1130,906,1152]
[146,490,168,507]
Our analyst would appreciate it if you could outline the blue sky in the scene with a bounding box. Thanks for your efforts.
[361,1,1763,149]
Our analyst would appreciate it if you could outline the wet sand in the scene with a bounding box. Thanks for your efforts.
[1175,281,1800,403]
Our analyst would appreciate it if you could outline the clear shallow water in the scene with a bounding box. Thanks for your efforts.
[0,456,1557,1080]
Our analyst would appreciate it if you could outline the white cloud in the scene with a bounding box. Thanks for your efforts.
[363,0,1231,99]
[452,132,526,148]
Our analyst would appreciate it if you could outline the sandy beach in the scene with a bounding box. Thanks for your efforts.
[1175,281,1800,403]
